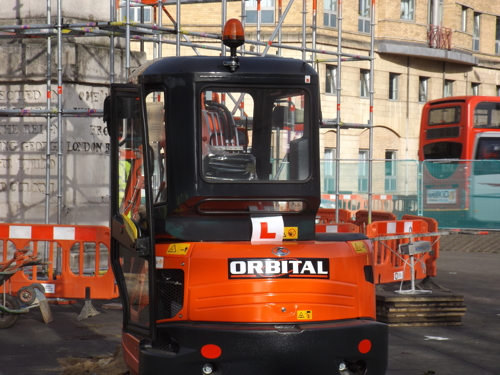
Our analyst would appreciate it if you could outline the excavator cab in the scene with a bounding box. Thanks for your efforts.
[106,19,388,375]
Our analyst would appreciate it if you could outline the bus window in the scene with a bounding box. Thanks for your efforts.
[474,137,500,176]
[429,106,461,125]
[422,142,462,179]
[423,142,462,160]
[474,102,500,128]
[475,138,500,160]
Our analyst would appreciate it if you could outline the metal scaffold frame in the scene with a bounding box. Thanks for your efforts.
[0,0,376,225]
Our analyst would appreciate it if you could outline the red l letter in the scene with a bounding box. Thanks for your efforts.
[260,222,276,239]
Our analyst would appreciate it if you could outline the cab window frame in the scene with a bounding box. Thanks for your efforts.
[198,84,312,184]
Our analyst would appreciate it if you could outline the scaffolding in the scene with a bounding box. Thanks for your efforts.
[0,0,376,225]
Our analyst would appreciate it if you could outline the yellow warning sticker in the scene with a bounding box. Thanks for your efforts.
[351,241,368,254]
[283,227,299,240]
[167,243,190,255]
[297,310,313,320]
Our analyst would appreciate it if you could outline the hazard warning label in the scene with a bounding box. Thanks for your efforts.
[166,243,190,255]
[283,227,298,240]
[297,310,313,320]
[351,241,368,254]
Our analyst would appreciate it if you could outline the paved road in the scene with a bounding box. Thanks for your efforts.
[440,230,500,253]
[0,299,124,375]
[0,248,499,375]
[387,250,500,375]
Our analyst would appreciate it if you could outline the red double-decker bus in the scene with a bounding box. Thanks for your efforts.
[419,96,500,226]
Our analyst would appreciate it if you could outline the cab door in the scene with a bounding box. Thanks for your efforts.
[109,84,156,339]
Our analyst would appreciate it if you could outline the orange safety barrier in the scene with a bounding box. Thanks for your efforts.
[321,194,416,218]
[370,194,394,213]
[0,224,118,300]
[354,210,397,226]
[354,210,396,234]
[365,218,440,285]
[316,223,359,234]
[315,208,354,224]
[402,214,439,278]
[321,194,368,217]
[315,207,440,284]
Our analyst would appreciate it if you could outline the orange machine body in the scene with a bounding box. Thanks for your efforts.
[157,239,375,323]
[122,237,381,375]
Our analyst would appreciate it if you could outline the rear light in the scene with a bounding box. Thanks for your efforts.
[201,344,222,359]
[358,339,372,354]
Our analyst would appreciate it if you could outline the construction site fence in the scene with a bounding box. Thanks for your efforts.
[0,224,118,300]
[316,209,440,285]
[320,159,500,230]
[320,159,420,220]
[419,160,500,229]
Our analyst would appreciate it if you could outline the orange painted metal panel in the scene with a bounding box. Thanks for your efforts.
[155,240,376,324]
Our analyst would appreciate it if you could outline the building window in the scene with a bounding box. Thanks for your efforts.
[358,0,371,33]
[461,6,467,32]
[358,150,368,192]
[428,0,443,26]
[419,77,429,103]
[496,17,500,55]
[473,13,480,51]
[385,151,397,192]
[471,83,480,96]
[324,0,337,28]
[400,0,414,20]
[360,69,370,98]
[324,148,336,193]
[444,80,453,97]
[120,5,152,23]
[497,85,500,96]
[389,73,399,100]
[246,0,275,24]
[326,65,337,94]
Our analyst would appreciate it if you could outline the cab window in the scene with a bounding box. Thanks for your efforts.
[200,87,309,182]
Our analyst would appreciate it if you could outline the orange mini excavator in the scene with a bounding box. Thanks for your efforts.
[105,19,388,375]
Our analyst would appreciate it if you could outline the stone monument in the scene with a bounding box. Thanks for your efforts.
[0,0,145,225]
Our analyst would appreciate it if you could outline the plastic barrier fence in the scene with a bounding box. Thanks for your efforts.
[0,224,118,300]
[316,208,354,224]
[315,209,440,285]
[321,194,399,219]
[365,219,439,285]
[316,223,359,234]
[401,214,439,278]
[321,194,366,218]
[315,209,359,233]
[354,210,396,234]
